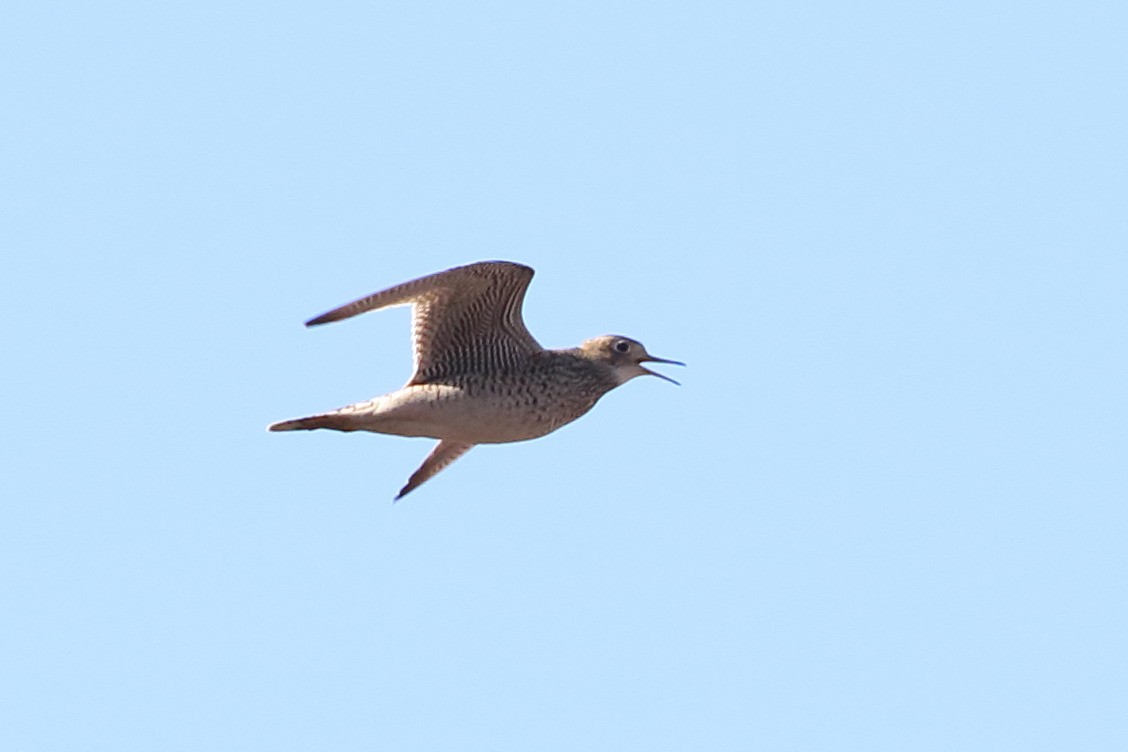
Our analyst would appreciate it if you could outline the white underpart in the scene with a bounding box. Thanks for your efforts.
[610,363,646,385]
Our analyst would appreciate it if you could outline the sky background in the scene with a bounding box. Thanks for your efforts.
[3,1,1126,749]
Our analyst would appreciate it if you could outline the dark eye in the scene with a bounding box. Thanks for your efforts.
[614,340,630,353]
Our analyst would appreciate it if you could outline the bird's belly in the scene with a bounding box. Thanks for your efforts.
[356,383,597,444]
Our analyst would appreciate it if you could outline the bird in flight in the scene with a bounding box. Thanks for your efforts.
[269,261,682,499]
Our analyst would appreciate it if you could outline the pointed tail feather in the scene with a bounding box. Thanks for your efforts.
[268,413,360,432]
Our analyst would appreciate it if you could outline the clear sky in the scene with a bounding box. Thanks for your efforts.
[3,1,1125,749]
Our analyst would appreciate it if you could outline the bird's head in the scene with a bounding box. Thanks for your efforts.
[579,335,684,385]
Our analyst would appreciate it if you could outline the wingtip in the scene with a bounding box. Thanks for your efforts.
[477,259,534,279]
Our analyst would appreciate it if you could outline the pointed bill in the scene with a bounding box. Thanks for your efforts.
[641,355,685,385]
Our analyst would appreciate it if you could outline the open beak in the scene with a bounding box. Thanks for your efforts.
[641,355,685,385]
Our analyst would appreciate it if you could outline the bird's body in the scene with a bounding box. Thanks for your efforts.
[270,261,681,499]
[274,353,619,444]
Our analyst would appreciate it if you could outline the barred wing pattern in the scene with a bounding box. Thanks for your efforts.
[305,261,542,384]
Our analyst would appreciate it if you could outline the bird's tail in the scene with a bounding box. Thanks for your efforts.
[268,411,361,432]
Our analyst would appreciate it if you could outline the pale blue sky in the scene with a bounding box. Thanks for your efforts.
[3,1,1126,750]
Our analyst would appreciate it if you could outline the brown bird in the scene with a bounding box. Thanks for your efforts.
[269,261,682,499]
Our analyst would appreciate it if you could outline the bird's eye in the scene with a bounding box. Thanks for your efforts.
[614,340,630,353]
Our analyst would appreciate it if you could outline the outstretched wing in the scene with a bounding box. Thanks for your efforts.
[306,261,542,384]
[395,440,474,500]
